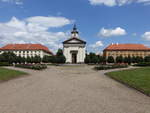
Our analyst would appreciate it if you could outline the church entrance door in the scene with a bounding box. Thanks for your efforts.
[72,53,77,63]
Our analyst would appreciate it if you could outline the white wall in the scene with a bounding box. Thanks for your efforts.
[0,50,52,58]
[63,45,86,63]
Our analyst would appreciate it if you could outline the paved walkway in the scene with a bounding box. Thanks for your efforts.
[0,65,150,113]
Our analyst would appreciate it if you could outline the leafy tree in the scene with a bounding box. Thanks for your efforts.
[144,56,150,62]
[123,56,132,64]
[89,52,99,64]
[0,54,6,62]
[55,49,66,64]
[0,52,17,64]
[116,56,123,63]
[107,56,115,63]
[42,55,50,63]
[97,55,105,64]
[26,56,32,63]
[16,56,23,63]
[56,49,64,56]
[33,56,41,63]
[84,54,90,64]
[135,56,144,63]
[131,56,137,63]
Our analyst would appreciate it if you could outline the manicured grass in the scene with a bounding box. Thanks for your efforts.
[0,67,27,81]
[106,67,150,96]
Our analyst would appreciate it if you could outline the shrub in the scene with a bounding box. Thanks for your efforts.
[0,62,10,66]
[0,52,17,64]
[107,56,115,63]
[84,53,103,64]
[15,64,47,70]
[33,56,41,63]
[144,56,150,62]
[54,49,66,64]
[116,56,123,63]
[134,62,150,67]
[94,64,128,70]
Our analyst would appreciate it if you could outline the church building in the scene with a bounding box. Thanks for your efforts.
[63,25,86,63]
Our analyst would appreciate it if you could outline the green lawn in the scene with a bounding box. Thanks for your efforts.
[0,67,27,81]
[106,67,150,96]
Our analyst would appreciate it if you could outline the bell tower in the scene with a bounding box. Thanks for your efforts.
[63,25,86,63]
[71,24,79,38]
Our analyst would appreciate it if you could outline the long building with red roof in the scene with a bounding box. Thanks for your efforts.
[0,44,53,58]
[103,43,150,59]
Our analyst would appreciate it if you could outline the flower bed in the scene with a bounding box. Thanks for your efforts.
[94,64,128,70]
[134,62,150,67]
[15,64,47,70]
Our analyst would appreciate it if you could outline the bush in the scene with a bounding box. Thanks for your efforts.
[0,62,10,66]
[116,56,123,63]
[134,62,150,67]
[94,64,128,70]
[0,52,17,64]
[15,64,47,70]
[107,56,115,63]
[84,53,104,64]
[144,56,150,62]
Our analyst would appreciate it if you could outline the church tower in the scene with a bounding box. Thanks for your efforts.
[63,25,86,63]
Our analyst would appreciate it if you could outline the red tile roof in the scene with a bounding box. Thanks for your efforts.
[0,44,53,54]
[104,44,150,51]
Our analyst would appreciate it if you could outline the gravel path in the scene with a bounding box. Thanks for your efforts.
[0,65,150,113]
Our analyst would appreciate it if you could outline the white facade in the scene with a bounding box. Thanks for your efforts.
[0,50,51,58]
[63,25,86,63]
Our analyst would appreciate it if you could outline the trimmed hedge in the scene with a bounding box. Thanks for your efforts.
[0,62,11,66]
[15,64,47,70]
[134,62,150,67]
[94,64,128,70]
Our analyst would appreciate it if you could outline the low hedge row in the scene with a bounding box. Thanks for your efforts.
[134,62,150,67]
[0,62,11,66]
[94,64,128,70]
[15,64,47,70]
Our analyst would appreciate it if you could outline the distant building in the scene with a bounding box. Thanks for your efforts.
[103,43,150,59]
[63,25,86,63]
[0,44,53,58]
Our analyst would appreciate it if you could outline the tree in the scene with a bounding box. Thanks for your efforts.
[33,56,41,63]
[116,56,123,63]
[131,56,136,63]
[84,54,90,64]
[107,56,114,63]
[123,57,129,64]
[123,56,131,64]
[56,49,63,56]
[144,56,150,62]
[0,52,17,64]
[26,56,32,63]
[0,54,6,62]
[88,52,99,64]
[42,55,50,63]
[55,49,66,64]
[135,56,144,63]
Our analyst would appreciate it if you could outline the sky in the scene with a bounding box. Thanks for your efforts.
[0,0,150,53]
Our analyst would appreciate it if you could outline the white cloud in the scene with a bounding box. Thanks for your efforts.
[142,32,150,41]
[89,41,104,53]
[89,0,150,6]
[89,0,116,6]
[98,27,126,37]
[26,16,72,28]
[0,0,23,5]
[90,41,104,48]
[0,16,72,52]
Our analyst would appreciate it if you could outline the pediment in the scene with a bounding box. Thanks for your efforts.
[63,38,86,44]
